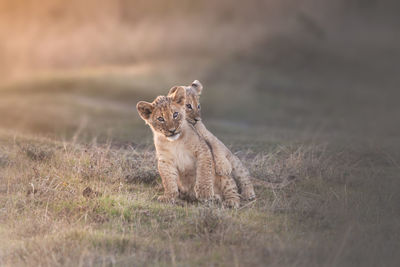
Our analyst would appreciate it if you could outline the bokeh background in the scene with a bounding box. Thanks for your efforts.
[1,1,400,266]
[1,0,399,150]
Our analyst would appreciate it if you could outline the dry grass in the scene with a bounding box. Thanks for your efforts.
[0,131,398,266]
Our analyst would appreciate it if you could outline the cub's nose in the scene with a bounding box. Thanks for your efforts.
[194,117,201,122]
[168,129,176,134]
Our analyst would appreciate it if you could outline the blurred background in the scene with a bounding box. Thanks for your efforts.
[0,0,399,151]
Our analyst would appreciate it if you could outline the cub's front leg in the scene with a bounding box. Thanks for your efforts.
[195,122,232,176]
[194,142,215,202]
[213,145,232,176]
[157,159,179,203]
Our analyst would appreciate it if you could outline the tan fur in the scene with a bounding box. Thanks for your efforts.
[169,81,256,201]
[137,87,239,207]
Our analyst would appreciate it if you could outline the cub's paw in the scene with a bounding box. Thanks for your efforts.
[194,185,214,202]
[224,198,240,209]
[213,194,222,204]
[241,187,256,201]
[215,157,232,176]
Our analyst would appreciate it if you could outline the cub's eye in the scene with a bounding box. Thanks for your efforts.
[173,112,179,119]
[198,104,201,109]
[157,117,164,122]
[186,104,192,109]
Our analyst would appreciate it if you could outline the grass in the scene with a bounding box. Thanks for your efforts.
[0,128,398,266]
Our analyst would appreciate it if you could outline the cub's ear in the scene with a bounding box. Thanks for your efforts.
[136,101,154,121]
[168,86,179,97]
[170,86,186,106]
[191,80,203,95]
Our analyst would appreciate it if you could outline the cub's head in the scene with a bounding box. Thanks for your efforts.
[168,80,203,125]
[137,86,186,141]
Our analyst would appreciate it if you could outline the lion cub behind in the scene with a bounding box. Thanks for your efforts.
[137,86,239,207]
[169,81,256,200]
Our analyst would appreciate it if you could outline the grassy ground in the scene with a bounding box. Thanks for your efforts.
[0,126,399,266]
[1,131,398,266]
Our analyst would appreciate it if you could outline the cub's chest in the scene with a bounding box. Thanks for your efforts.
[169,143,195,173]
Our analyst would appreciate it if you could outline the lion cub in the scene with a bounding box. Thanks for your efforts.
[168,81,256,200]
[137,87,240,207]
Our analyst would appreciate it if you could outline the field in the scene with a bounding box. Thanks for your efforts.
[1,1,400,266]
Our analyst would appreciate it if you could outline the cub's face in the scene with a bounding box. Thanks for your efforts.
[137,86,186,141]
[184,91,201,125]
[169,80,203,126]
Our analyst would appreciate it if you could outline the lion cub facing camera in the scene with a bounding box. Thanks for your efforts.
[137,86,239,207]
